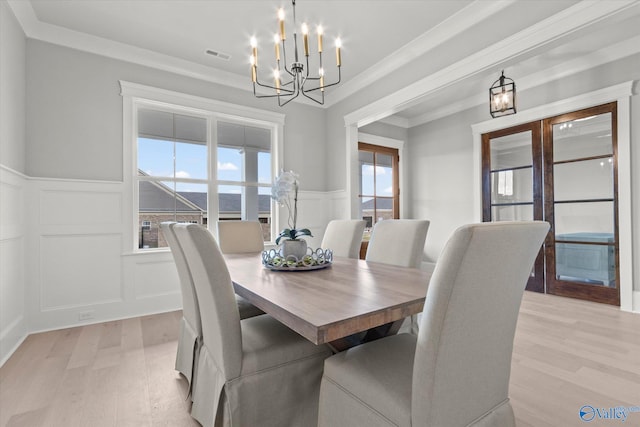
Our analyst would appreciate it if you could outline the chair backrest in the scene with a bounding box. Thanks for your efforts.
[412,221,549,427]
[365,219,430,268]
[173,223,243,380]
[161,222,201,336]
[320,219,366,258]
[217,220,265,254]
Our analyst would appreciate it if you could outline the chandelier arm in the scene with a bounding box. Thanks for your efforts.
[300,67,341,93]
[300,89,324,105]
[254,79,295,95]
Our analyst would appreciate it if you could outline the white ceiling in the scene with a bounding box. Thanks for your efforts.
[8,0,640,127]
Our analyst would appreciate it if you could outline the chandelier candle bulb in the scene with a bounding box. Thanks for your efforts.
[302,23,309,56]
[274,34,281,61]
[250,55,257,82]
[250,37,258,67]
[317,26,323,52]
[278,8,286,40]
[335,38,342,67]
[274,70,281,94]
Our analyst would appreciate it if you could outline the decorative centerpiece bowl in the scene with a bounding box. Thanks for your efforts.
[262,247,333,271]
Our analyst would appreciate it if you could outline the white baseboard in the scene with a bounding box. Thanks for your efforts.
[0,315,28,367]
[632,290,640,314]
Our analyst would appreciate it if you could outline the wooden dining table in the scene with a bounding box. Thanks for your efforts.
[225,253,433,345]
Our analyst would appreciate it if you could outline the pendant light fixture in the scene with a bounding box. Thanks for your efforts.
[489,70,516,118]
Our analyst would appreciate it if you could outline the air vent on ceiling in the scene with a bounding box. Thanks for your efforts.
[206,50,231,61]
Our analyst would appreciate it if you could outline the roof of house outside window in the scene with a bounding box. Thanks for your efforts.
[138,178,271,214]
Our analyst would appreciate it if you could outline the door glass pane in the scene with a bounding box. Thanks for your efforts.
[361,197,374,228]
[554,201,614,236]
[553,113,613,162]
[554,158,613,201]
[375,154,393,196]
[491,168,532,204]
[556,240,616,287]
[490,131,532,169]
[491,204,533,221]
[359,151,374,196]
[375,197,394,222]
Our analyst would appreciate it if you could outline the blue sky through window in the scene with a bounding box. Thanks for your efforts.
[361,164,393,196]
[139,138,271,193]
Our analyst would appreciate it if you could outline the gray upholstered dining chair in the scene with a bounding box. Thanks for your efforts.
[161,221,263,391]
[365,219,430,334]
[317,221,549,427]
[161,221,201,390]
[216,220,265,254]
[174,223,332,427]
[320,219,367,258]
[216,220,265,318]
[365,219,430,268]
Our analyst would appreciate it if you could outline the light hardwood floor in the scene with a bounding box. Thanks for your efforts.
[1,292,639,427]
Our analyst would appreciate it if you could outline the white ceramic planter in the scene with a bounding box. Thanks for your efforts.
[281,239,308,260]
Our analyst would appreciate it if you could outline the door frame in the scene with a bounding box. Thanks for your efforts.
[471,81,634,311]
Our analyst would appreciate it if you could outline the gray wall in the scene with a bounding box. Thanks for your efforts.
[0,0,26,172]
[25,40,327,190]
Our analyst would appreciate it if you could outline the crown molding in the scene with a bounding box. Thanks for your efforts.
[323,0,516,108]
[344,0,640,127]
[6,0,249,92]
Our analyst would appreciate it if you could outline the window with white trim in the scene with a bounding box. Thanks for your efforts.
[122,82,283,252]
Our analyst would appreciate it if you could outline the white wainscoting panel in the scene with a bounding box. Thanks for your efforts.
[133,258,181,300]
[327,190,349,221]
[40,189,122,228]
[0,166,27,366]
[39,233,123,310]
[26,177,187,333]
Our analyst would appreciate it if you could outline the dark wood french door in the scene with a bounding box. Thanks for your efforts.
[482,122,544,292]
[482,103,620,305]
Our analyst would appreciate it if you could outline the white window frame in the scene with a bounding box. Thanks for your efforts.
[120,81,285,253]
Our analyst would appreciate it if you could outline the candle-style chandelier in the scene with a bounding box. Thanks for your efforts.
[249,0,342,106]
